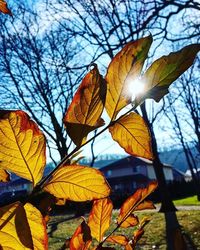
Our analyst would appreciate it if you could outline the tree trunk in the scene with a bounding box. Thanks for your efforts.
[141,103,177,212]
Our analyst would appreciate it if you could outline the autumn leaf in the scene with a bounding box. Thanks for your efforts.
[0,0,12,15]
[106,235,129,246]
[105,35,152,120]
[0,110,46,186]
[109,112,153,160]
[117,181,157,227]
[135,200,156,211]
[88,198,113,242]
[119,214,139,228]
[0,169,10,182]
[64,64,106,146]
[44,165,111,201]
[142,44,200,102]
[24,203,48,250]
[70,219,92,250]
[0,202,33,249]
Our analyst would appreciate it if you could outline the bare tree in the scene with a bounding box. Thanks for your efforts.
[0,4,85,161]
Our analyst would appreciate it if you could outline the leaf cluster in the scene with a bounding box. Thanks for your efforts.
[0,5,200,249]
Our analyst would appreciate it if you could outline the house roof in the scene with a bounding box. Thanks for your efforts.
[100,155,172,172]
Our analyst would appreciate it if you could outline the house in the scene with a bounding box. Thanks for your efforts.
[100,156,177,194]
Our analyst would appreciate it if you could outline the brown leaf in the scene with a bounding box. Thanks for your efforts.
[88,198,113,242]
[64,64,106,146]
[0,0,12,15]
[105,35,152,120]
[109,112,153,160]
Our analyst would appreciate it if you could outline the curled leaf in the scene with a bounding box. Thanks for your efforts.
[64,64,106,146]
[44,165,111,201]
[109,112,153,160]
[105,35,152,120]
[70,219,92,250]
[0,0,12,15]
[142,44,200,102]
[106,235,129,246]
[0,110,46,186]
[88,198,113,242]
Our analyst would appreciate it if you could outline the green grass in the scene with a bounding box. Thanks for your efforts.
[173,195,200,206]
[48,209,200,250]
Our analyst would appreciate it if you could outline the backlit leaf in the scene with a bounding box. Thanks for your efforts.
[24,203,48,250]
[135,200,156,211]
[106,235,129,246]
[105,35,152,120]
[0,202,33,249]
[0,169,10,182]
[120,214,138,228]
[88,198,113,242]
[44,165,110,201]
[64,64,106,146]
[109,112,153,160]
[0,0,12,15]
[70,219,92,250]
[117,181,157,227]
[142,44,200,102]
[0,110,46,186]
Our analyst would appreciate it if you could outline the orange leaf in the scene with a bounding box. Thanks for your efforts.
[105,35,152,120]
[88,198,113,242]
[0,169,10,182]
[106,235,129,246]
[117,181,157,227]
[132,228,144,247]
[70,219,92,250]
[135,200,156,211]
[64,64,106,146]
[120,214,138,228]
[109,112,153,160]
[24,203,48,250]
[44,165,111,201]
[0,0,12,15]
[142,44,200,102]
[0,110,46,186]
[0,202,33,249]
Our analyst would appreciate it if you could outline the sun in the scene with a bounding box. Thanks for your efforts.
[126,77,145,101]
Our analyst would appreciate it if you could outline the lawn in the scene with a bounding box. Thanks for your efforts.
[48,209,200,249]
[173,195,200,206]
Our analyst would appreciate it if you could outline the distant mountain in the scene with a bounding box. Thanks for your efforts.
[159,147,200,172]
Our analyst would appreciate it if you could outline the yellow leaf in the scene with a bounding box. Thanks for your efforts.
[24,203,48,250]
[88,198,113,242]
[106,235,129,246]
[117,181,157,227]
[109,112,153,160]
[64,64,106,146]
[0,0,12,15]
[0,202,33,249]
[142,44,200,102]
[70,219,92,250]
[0,169,10,182]
[0,110,46,186]
[105,35,152,120]
[44,165,111,201]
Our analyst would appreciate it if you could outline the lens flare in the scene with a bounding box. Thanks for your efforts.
[125,77,145,101]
